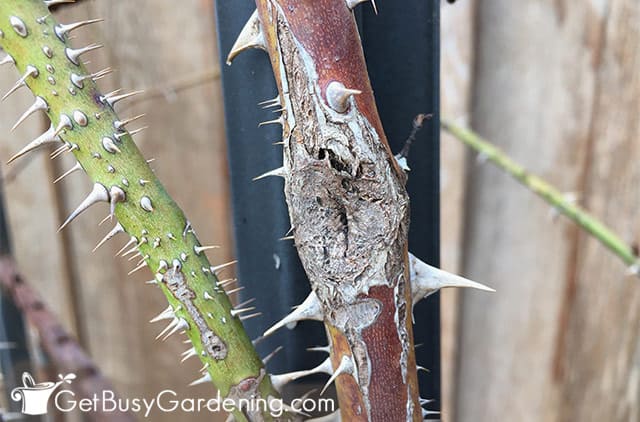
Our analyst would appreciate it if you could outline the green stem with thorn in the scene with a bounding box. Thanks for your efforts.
[0,1,288,420]
[441,117,640,273]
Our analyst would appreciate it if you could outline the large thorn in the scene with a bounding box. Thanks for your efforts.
[93,222,124,252]
[3,66,38,101]
[271,357,333,392]
[226,10,266,65]
[54,19,103,41]
[188,372,212,387]
[263,291,323,338]
[149,305,175,323]
[325,81,361,113]
[58,183,109,231]
[53,161,82,184]
[346,0,378,14]
[65,44,103,66]
[252,167,286,181]
[7,125,59,164]
[11,97,48,132]
[409,253,495,305]
[320,355,356,396]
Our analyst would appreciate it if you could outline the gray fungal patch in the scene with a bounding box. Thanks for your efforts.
[163,268,227,360]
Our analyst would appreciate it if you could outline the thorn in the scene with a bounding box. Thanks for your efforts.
[7,125,60,164]
[140,196,153,212]
[235,298,256,309]
[58,183,109,231]
[49,143,71,160]
[230,306,257,318]
[155,318,178,340]
[263,291,323,338]
[325,81,361,113]
[103,90,144,108]
[11,97,48,132]
[116,236,137,256]
[65,44,103,66]
[409,253,495,306]
[127,261,148,275]
[259,95,281,109]
[239,311,262,321]
[258,116,283,127]
[346,0,378,14]
[188,372,212,387]
[160,318,188,340]
[3,66,39,101]
[194,245,218,255]
[53,114,73,137]
[116,126,148,140]
[217,278,237,288]
[320,355,356,396]
[307,345,331,354]
[54,18,103,41]
[114,113,145,130]
[262,346,283,365]
[180,347,197,363]
[253,167,286,181]
[149,305,175,323]
[53,161,82,184]
[271,358,333,392]
[102,137,121,154]
[71,67,113,88]
[226,9,267,65]
[93,222,124,252]
[0,55,15,66]
[225,286,245,295]
[109,186,126,218]
[156,317,189,341]
[279,235,295,241]
[210,260,237,275]
[203,291,214,301]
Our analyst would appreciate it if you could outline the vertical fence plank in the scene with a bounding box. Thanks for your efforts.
[440,1,474,420]
[456,1,640,421]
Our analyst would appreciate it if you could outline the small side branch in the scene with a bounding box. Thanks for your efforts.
[0,255,135,422]
[441,118,640,274]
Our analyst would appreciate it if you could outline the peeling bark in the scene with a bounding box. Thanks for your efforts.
[250,1,421,420]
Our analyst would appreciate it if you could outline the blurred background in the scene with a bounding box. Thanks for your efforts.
[0,0,639,421]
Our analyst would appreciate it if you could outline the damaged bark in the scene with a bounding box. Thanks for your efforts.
[242,1,421,420]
